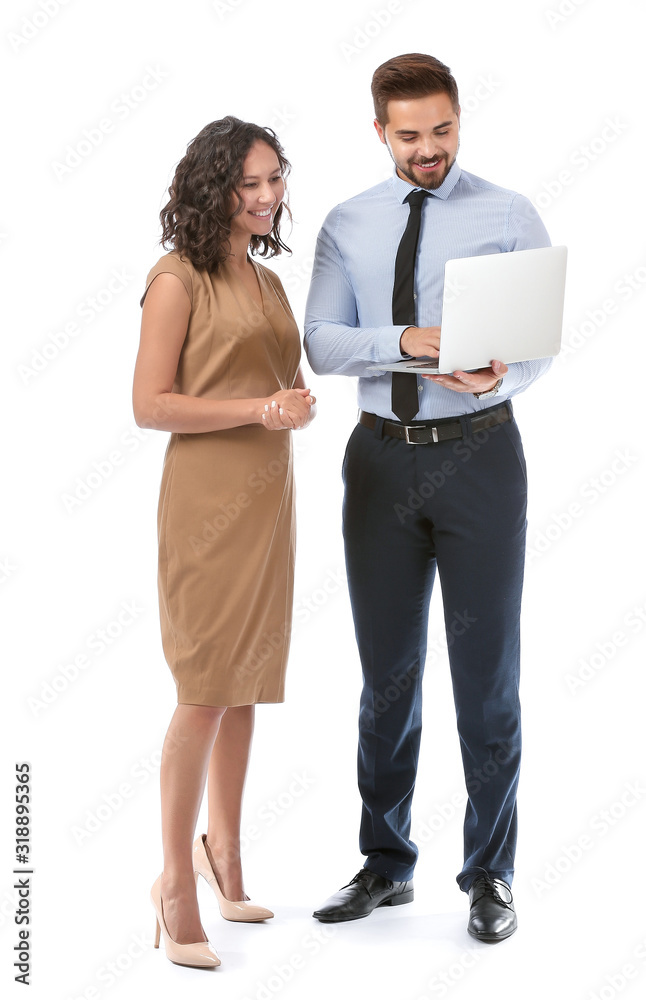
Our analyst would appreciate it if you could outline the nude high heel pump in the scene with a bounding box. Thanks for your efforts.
[193,834,274,921]
[151,873,221,969]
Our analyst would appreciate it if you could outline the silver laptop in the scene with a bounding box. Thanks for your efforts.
[369,245,567,375]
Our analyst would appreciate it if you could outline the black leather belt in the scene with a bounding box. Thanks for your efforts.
[358,404,511,445]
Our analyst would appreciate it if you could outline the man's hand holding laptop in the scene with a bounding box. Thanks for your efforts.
[399,324,508,395]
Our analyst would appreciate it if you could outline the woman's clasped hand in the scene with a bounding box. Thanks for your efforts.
[261,388,316,430]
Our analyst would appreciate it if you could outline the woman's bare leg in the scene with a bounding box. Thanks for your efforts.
[204,704,255,901]
[160,703,225,943]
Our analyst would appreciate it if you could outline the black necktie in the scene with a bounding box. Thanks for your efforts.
[391,189,428,423]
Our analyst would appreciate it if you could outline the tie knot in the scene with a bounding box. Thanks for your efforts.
[405,189,428,210]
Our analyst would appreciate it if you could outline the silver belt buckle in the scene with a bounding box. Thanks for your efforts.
[404,424,439,445]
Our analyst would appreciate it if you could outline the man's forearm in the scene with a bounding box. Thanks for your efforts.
[304,320,408,377]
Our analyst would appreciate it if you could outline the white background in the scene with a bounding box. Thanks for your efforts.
[3,0,645,997]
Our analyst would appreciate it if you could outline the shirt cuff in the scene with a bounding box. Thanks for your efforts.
[378,325,411,362]
[498,363,520,395]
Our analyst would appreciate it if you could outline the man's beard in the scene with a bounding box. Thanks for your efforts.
[386,133,460,190]
[398,151,455,190]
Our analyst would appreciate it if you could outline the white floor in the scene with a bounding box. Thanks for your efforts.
[17,831,643,1000]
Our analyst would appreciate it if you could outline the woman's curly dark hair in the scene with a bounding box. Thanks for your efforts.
[159,116,292,272]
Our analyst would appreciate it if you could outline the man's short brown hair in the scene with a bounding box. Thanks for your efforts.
[371,53,460,124]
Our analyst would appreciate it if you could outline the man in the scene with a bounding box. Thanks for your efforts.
[304,53,552,942]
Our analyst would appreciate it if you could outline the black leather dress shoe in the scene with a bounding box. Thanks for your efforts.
[313,869,414,923]
[467,874,517,942]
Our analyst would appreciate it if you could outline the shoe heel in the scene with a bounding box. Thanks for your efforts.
[150,874,221,968]
[192,834,273,922]
[386,887,414,907]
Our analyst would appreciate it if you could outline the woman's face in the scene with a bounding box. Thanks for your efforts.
[230,140,285,240]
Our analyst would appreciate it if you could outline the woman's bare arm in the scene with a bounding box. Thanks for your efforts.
[132,272,310,432]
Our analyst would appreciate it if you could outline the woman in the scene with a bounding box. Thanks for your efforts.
[132,117,315,970]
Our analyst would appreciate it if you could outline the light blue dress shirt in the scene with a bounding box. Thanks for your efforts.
[304,161,552,420]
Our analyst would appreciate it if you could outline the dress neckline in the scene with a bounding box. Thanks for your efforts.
[225,256,265,313]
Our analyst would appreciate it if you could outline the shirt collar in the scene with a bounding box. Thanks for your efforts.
[391,159,462,203]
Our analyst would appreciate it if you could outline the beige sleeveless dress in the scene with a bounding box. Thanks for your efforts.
[140,252,301,706]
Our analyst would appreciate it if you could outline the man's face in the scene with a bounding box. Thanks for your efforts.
[374,92,460,190]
